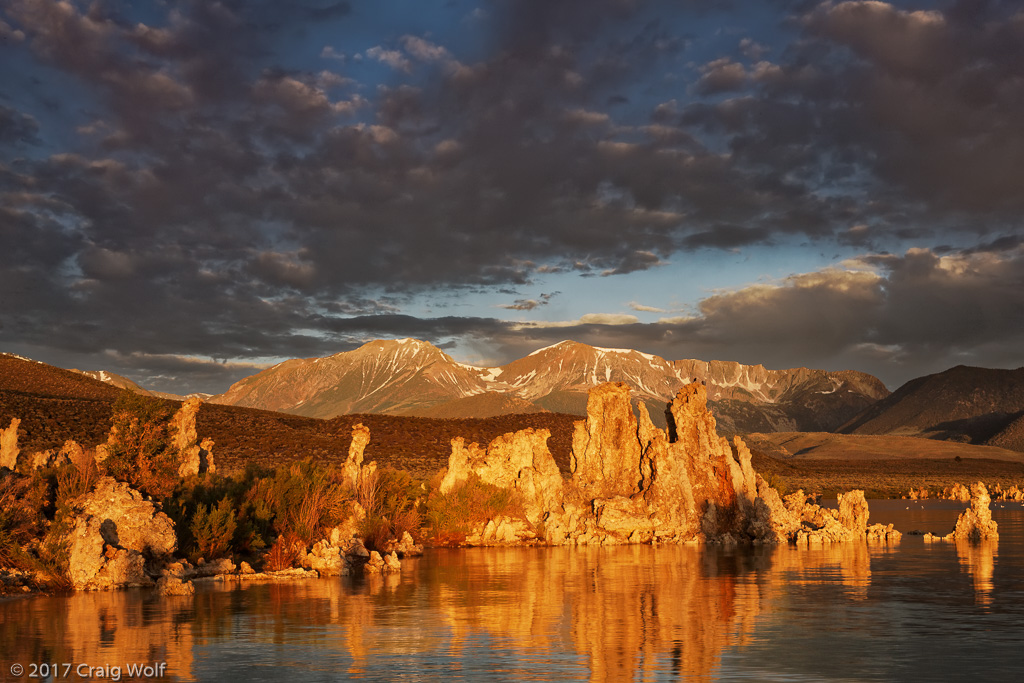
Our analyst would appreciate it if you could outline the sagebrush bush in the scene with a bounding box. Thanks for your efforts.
[189,497,237,562]
[356,467,423,551]
[0,474,41,571]
[424,473,523,540]
[55,457,99,510]
[101,391,180,499]
[244,459,349,545]
[264,531,305,571]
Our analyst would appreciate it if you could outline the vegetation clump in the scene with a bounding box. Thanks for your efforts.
[423,472,524,544]
[356,467,423,551]
[101,391,181,499]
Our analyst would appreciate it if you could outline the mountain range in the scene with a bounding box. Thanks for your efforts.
[7,347,1024,459]
[210,339,890,434]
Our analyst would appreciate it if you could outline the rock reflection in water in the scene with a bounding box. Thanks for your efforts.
[415,543,889,682]
[955,540,997,606]
[0,589,195,680]
[418,546,761,682]
[0,545,892,682]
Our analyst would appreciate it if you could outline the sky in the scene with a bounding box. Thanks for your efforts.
[1,0,1023,396]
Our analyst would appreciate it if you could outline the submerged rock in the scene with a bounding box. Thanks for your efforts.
[364,550,401,574]
[305,539,345,576]
[866,523,902,544]
[156,575,195,596]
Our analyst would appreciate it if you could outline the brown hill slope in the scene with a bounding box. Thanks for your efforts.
[0,353,579,477]
[750,431,1024,462]
[839,365,1024,450]
[403,392,547,419]
[0,354,124,452]
[0,354,122,400]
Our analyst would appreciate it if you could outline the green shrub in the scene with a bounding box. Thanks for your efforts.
[102,391,180,499]
[244,459,348,545]
[0,474,41,571]
[424,473,523,539]
[189,497,237,561]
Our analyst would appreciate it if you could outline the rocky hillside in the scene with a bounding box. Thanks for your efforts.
[840,365,1024,451]
[0,354,122,401]
[212,339,889,433]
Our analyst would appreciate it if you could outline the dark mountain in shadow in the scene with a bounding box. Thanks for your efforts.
[839,365,1024,451]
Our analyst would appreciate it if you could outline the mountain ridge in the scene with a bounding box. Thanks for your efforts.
[211,339,889,433]
[839,364,1024,451]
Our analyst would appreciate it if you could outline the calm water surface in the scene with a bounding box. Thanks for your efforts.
[2,501,1023,682]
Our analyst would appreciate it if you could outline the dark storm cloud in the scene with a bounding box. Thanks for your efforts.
[2,0,1023,392]
[498,291,559,310]
[683,224,773,250]
[794,1,1024,215]
[0,104,39,146]
[599,250,668,276]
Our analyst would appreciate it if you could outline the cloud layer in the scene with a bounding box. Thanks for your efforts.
[1,1,1022,392]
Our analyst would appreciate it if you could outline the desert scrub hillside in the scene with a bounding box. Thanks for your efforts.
[0,353,580,477]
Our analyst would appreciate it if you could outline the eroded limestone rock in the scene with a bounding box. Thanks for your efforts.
[66,518,152,590]
[866,523,902,544]
[0,418,20,470]
[570,382,642,498]
[440,428,563,524]
[472,516,537,545]
[342,423,375,491]
[192,558,237,577]
[945,483,971,503]
[433,382,897,548]
[29,438,85,470]
[309,541,344,575]
[838,490,870,535]
[156,575,195,596]
[169,398,216,477]
[385,531,424,557]
[363,550,401,574]
[63,477,177,590]
[945,482,999,542]
[75,477,177,556]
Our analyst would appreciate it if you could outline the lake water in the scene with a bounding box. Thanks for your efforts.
[2,501,1023,682]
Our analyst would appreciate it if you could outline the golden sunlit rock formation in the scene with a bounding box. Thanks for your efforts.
[946,482,999,542]
[438,381,890,546]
